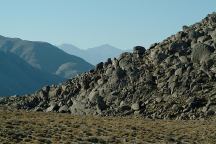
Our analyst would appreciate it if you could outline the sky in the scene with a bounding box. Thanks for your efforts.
[0,0,215,50]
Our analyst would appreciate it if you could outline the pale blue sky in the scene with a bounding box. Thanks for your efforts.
[0,0,215,49]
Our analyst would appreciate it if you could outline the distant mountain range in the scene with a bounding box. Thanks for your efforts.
[0,35,93,96]
[59,44,125,65]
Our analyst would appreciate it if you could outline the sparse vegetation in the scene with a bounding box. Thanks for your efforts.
[1,106,216,143]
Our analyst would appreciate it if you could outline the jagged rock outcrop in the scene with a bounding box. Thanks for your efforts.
[1,12,216,120]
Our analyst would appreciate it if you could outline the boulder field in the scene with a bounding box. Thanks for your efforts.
[1,12,216,120]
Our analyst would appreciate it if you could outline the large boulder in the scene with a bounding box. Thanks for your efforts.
[188,30,203,40]
[210,30,216,42]
[191,43,214,65]
[133,46,146,56]
[169,41,189,53]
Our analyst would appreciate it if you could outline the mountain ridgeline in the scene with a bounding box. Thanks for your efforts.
[0,36,93,96]
[59,44,124,65]
[1,13,216,120]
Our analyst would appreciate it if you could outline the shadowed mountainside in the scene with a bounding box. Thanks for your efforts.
[0,51,63,96]
[0,36,94,79]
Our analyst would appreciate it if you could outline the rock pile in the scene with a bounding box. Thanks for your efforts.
[1,12,216,120]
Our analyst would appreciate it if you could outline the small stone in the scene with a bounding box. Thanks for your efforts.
[46,102,58,112]
[182,25,189,31]
[202,107,208,113]
[134,110,141,115]
[131,103,140,111]
[171,104,179,112]
[155,97,162,103]
[119,101,125,107]
[34,107,44,112]
[207,110,215,116]
[58,105,69,113]
[175,68,183,76]
[42,86,50,93]
[179,56,188,64]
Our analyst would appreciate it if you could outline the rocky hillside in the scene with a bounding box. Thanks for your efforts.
[0,36,94,79]
[1,13,216,120]
[0,51,63,96]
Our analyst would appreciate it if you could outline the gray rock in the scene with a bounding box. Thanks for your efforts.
[174,68,183,76]
[113,67,125,79]
[96,62,104,71]
[46,102,58,112]
[69,100,86,115]
[171,104,179,112]
[34,106,44,112]
[188,30,203,40]
[197,35,211,43]
[89,89,99,102]
[206,110,215,116]
[42,86,50,93]
[133,46,146,55]
[202,106,208,113]
[112,58,119,68]
[49,87,61,98]
[210,30,216,41]
[175,31,187,39]
[188,97,207,109]
[191,43,214,64]
[58,105,69,113]
[105,67,114,75]
[131,103,140,111]
[179,56,188,64]
[67,100,73,106]
[182,25,189,31]
[155,97,163,103]
[169,82,176,94]
[169,41,188,53]
[97,96,106,110]
[104,58,112,67]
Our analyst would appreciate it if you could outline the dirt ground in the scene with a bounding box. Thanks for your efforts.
[0,107,216,144]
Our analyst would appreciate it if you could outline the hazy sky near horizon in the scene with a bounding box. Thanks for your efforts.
[0,0,215,50]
